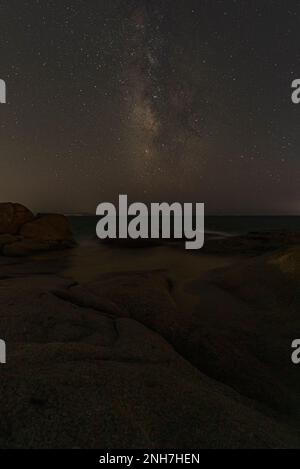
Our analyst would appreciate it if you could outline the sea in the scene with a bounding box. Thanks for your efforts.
[69,216,300,242]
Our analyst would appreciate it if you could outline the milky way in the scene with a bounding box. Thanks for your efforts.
[120,3,207,196]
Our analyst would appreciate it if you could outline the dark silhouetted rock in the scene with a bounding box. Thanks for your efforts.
[0,205,75,256]
[0,203,34,235]
[0,234,20,248]
[20,214,74,243]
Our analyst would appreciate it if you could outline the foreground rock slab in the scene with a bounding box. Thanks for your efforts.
[0,261,299,448]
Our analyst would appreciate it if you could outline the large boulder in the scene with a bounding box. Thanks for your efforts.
[0,207,76,256]
[20,214,74,243]
[0,234,20,248]
[0,203,34,234]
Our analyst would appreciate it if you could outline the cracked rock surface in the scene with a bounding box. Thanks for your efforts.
[0,246,299,448]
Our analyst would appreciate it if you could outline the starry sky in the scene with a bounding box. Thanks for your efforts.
[0,0,299,214]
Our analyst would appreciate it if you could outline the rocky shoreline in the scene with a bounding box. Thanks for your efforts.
[0,203,299,448]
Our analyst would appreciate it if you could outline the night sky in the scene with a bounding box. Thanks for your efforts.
[0,0,299,214]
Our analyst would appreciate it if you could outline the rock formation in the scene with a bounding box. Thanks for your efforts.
[0,202,34,235]
[0,203,75,256]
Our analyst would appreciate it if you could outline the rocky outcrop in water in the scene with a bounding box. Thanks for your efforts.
[0,202,34,235]
[0,203,75,256]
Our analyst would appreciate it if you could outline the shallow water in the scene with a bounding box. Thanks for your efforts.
[62,239,234,283]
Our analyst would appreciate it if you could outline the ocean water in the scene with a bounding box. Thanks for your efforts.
[69,216,300,242]
[64,216,300,283]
